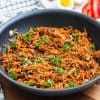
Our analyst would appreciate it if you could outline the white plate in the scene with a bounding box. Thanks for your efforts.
[40,0,57,8]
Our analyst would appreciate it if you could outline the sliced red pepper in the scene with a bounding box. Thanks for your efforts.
[92,0,99,18]
[97,0,100,18]
[82,0,100,19]
[82,2,90,15]
[89,0,95,18]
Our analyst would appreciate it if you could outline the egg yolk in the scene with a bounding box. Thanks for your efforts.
[60,0,71,7]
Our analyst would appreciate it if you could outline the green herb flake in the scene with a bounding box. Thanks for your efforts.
[90,44,96,51]
[68,83,77,88]
[54,67,65,74]
[41,35,51,44]
[69,33,78,42]
[38,58,45,63]
[8,73,17,79]
[10,42,15,49]
[22,82,33,86]
[49,56,62,66]
[72,33,78,38]
[63,43,70,52]
[44,79,54,88]
[31,61,37,65]
[71,68,77,75]
[19,57,36,67]
[34,41,41,49]
[22,34,32,41]
[18,57,28,63]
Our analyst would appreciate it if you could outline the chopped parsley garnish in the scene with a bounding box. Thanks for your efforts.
[63,43,70,52]
[68,83,77,88]
[38,58,45,63]
[10,42,15,49]
[8,73,17,79]
[34,41,41,49]
[72,33,78,38]
[22,34,32,41]
[90,44,96,51]
[41,35,51,44]
[71,68,77,75]
[31,61,37,65]
[19,57,35,66]
[65,83,77,88]
[49,56,62,66]
[70,33,78,42]
[19,57,28,63]
[44,79,54,87]
[54,67,65,74]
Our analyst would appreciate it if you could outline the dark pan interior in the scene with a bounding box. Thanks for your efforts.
[0,10,100,49]
[0,9,100,97]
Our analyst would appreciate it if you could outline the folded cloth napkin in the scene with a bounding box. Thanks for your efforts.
[0,0,43,26]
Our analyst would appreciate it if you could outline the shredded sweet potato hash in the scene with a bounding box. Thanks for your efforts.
[0,27,100,89]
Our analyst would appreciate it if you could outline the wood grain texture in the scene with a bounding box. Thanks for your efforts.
[83,80,100,100]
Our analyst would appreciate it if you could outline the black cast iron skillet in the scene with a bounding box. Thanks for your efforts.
[0,9,100,98]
